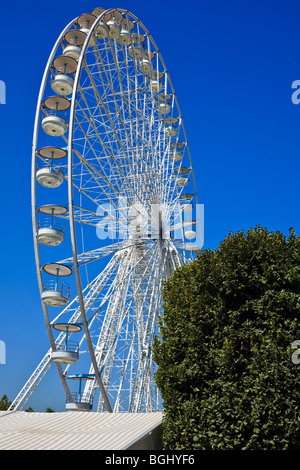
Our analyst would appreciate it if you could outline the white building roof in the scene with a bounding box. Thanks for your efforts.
[0,411,163,450]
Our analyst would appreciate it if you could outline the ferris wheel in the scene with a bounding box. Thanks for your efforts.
[10,7,201,413]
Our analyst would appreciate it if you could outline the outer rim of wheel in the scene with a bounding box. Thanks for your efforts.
[31,16,77,402]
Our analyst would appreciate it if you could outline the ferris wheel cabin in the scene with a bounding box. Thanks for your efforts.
[50,323,81,365]
[41,263,72,307]
[65,374,95,412]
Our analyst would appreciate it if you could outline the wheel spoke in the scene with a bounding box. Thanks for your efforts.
[57,239,138,266]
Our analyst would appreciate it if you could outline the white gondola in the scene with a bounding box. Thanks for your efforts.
[139,57,152,74]
[117,19,134,45]
[171,150,183,161]
[117,28,130,45]
[65,401,92,412]
[148,70,163,93]
[150,80,162,93]
[51,349,78,364]
[92,8,109,38]
[51,55,77,96]
[65,374,94,412]
[176,176,189,187]
[37,226,64,246]
[64,29,87,60]
[37,206,67,247]
[41,285,70,306]
[158,102,171,115]
[164,116,179,137]
[180,203,193,212]
[139,51,154,75]
[36,167,64,188]
[50,323,81,365]
[51,74,74,96]
[42,96,70,137]
[171,140,185,160]
[106,11,123,39]
[108,23,120,39]
[41,263,72,307]
[96,22,108,39]
[128,33,145,59]
[41,115,67,136]
[165,125,178,137]
[78,13,97,46]
[63,44,82,60]
[129,44,144,59]
[185,230,196,240]
[92,7,109,39]
[37,221,64,246]
[36,146,66,187]
[149,79,162,93]
[106,20,120,39]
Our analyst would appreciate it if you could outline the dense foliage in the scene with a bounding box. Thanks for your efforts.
[154,226,300,449]
[0,395,11,411]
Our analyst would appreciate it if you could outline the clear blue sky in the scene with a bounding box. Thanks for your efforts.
[1,0,300,411]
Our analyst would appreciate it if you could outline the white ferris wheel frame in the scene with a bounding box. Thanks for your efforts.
[9,8,201,413]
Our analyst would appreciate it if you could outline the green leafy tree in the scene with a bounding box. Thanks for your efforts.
[0,395,11,410]
[154,226,300,450]
[25,407,34,412]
